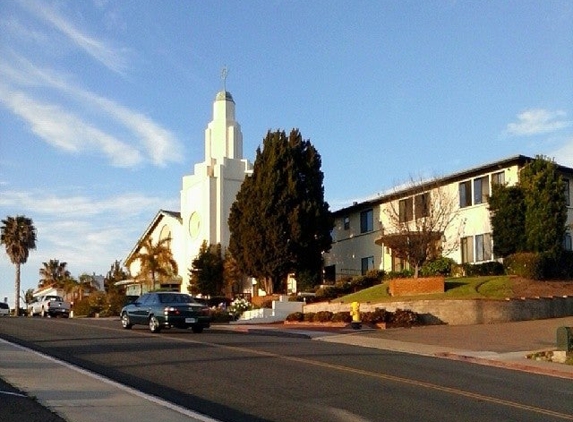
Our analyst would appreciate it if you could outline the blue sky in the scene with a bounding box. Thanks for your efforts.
[1,0,572,306]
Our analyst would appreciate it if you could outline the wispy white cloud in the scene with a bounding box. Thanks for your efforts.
[0,190,171,219]
[506,109,571,136]
[86,95,184,166]
[0,4,183,168]
[0,54,183,166]
[20,0,129,74]
[0,86,144,167]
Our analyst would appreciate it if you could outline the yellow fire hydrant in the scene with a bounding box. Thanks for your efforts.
[350,301,361,329]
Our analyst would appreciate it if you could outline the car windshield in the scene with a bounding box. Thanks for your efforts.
[159,293,194,304]
[46,296,63,301]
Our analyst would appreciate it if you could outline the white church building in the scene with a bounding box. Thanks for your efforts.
[124,89,253,295]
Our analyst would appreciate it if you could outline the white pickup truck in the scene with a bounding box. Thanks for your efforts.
[28,295,71,318]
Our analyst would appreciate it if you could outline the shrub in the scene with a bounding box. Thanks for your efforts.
[210,309,233,323]
[314,311,333,322]
[360,308,389,324]
[389,309,420,327]
[331,311,351,323]
[350,275,378,291]
[286,312,304,322]
[365,269,385,280]
[285,308,422,326]
[462,261,505,277]
[106,292,126,316]
[334,277,353,295]
[450,263,465,277]
[303,312,315,322]
[504,252,545,280]
[315,286,338,301]
[228,297,253,319]
[88,291,109,316]
[555,251,573,279]
[72,297,92,317]
[421,257,456,277]
[73,291,133,317]
[360,311,375,324]
[384,269,414,280]
[370,308,390,323]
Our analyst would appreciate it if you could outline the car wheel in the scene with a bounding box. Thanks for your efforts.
[191,325,204,333]
[121,313,132,329]
[149,315,161,333]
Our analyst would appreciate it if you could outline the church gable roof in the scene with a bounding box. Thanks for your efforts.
[124,209,181,265]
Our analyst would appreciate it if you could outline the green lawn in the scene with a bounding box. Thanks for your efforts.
[338,276,514,304]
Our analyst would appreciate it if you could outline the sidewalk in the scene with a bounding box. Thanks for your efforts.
[1,317,572,422]
[0,338,220,422]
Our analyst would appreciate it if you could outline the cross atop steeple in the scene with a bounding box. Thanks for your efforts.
[221,66,228,92]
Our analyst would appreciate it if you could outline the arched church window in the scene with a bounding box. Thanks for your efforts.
[159,224,171,245]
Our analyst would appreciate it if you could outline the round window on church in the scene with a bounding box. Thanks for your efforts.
[189,212,201,238]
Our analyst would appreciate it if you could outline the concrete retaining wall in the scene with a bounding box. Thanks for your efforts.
[303,296,573,325]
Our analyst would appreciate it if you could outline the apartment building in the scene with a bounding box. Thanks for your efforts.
[323,155,573,281]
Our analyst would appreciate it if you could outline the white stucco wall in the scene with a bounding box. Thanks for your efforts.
[127,91,252,294]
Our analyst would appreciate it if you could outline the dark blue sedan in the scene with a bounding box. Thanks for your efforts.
[120,292,211,333]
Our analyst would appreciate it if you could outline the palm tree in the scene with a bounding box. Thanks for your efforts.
[131,237,178,292]
[24,288,35,306]
[39,259,71,289]
[1,215,37,315]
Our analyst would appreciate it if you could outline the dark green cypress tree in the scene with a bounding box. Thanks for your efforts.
[488,184,526,257]
[520,156,567,257]
[488,155,568,260]
[228,129,333,294]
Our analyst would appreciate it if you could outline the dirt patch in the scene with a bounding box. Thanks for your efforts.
[510,278,573,298]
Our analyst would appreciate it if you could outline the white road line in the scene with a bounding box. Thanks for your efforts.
[0,390,27,398]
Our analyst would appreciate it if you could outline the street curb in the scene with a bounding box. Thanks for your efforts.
[435,352,573,380]
[211,326,313,339]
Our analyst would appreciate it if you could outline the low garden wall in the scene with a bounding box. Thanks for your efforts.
[303,296,573,325]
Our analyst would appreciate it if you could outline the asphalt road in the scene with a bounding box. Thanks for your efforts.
[0,376,66,422]
[1,317,572,422]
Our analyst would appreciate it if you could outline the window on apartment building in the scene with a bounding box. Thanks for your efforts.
[343,216,350,230]
[399,198,414,222]
[461,236,474,263]
[564,179,570,206]
[473,176,490,205]
[459,181,472,208]
[563,233,572,251]
[360,209,374,233]
[361,256,374,275]
[492,171,505,186]
[475,233,492,262]
[415,192,430,218]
